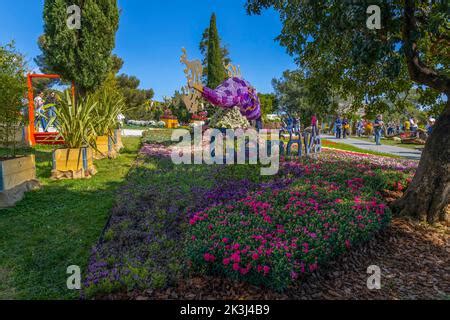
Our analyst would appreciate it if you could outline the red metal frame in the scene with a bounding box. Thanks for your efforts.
[26,74,75,146]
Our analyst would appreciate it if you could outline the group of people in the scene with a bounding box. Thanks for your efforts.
[334,116,351,139]
[333,114,437,146]
[281,114,320,137]
[33,91,58,132]
[334,115,385,145]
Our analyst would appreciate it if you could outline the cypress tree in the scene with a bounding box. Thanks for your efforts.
[206,13,227,89]
[38,0,119,96]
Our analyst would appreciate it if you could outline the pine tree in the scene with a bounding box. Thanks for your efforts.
[199,27,231,84]
[206,13,227,89]
[38,0,119,96]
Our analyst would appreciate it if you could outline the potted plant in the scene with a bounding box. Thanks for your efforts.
[0,43,40,207]
[91,80,126,159]
[190,111,208,126]
[51,91,97,180]
[160,109,179,128]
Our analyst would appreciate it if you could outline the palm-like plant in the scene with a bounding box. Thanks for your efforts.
[55,91,97,148]
[92,90,125,139]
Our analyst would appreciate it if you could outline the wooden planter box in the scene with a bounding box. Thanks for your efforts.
[51,147,97,180]
[94,135,118,160]
[0,155,39,208]
[161,118,179,129]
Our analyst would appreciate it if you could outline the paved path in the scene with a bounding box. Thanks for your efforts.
[322,135,422,160]
[122,129,145,137]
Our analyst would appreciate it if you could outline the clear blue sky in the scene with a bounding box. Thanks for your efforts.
[0,0,297,100]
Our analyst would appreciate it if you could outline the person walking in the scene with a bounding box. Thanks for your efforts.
[293,116,300,133]
[34,92,47,132]
[286,116,294,133]
[386,122,394,136]
[46,92,58,128]
[373,114,384,146]
[342,118,350,139]
[409,117,418,133]
[335,116,342,139]
[426,117,435,135]
[356,119,364,137]
[404,118,411,132]
[311,113,318,137]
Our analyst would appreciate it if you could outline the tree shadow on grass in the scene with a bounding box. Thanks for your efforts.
[0,175,130,300]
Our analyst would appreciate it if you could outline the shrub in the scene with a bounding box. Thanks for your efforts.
[0,42,27,156]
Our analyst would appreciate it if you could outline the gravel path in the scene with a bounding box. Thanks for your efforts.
[322,135,423,160]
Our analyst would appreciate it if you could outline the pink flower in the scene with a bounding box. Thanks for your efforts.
[240,268,249,275]
[203,253,215,262]
[252,253,259,261]
[231,252,241,263]
[302,242,309,253]
[222,238,229,243]
[345,239,351,249]
[263,266,270,275]
[232,263,240,271]
[263,216,272,224]
[309,263,318,272]
[223,258,230,265]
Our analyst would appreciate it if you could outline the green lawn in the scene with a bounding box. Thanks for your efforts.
[352,136,425,150]
[0,137,141,300]
[321,139,402,158]
[122,124,153,130]
[279,137,401,158]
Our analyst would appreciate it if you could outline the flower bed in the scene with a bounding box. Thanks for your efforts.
[186,151,417,290]
[83,142,418,297]
[191,111,208,122]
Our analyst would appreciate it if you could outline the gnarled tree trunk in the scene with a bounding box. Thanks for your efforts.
[392,101,449,223]
[394,0,450,223]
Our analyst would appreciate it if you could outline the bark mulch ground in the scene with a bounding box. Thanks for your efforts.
[106,217,449,300]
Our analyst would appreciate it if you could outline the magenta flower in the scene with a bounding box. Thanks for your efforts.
[203,253,216,262]
[263,266,270,275]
